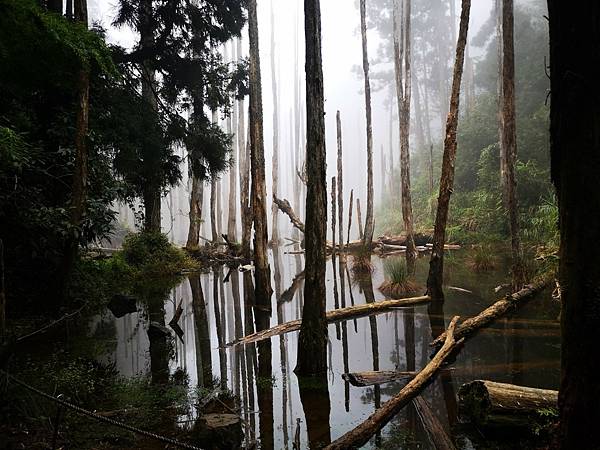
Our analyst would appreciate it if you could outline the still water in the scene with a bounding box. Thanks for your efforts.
[94,248,560,449]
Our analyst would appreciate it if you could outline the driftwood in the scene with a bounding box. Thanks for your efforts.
[273,196,305,233]
[413,396,457,450]
[458,380,557,428]
[431,275,551,349]
[325,316,462,450]
[227,295,430,347]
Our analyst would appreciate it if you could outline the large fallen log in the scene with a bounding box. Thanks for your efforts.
[325,316,462,450]
[413,396,457,450]
[227,295,430,347]
[431,275,552,349]
[458,380,557,428]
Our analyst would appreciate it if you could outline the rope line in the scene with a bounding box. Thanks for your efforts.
[2,370,203,450]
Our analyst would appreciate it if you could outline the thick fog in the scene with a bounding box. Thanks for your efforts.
[89,0,502,245]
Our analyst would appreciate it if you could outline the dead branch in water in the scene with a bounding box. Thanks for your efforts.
[273,196,305,233]
[325,316,462,450]
[430,275,552,349]
[227,295,430,347]
[413,395,457,450]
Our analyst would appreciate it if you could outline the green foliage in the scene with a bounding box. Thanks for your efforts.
[383,258,408,284]
[122,232,198,276]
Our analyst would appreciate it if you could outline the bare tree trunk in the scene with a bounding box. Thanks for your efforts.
[336,111,344,253]
[238,40,251,257]
[210,178,218,243]
[359,0,375,248]
[393,0,416,270]
[295,0,328,377]
[496,0,506,199]
[140,0,161,233]
[426,0,471,301]
[357,198,364,241]
[248,0,273,305]
[270,0,280,246]
[500,0,524,290]
[331,177,337,257]
[186,176,204,249]
[227,43,238,242]
[347,189,354,248]
[547,2,600,448]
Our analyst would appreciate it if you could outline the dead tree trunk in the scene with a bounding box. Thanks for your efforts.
[273,196,305,233]
[248,0,273,304]
[186,177,204,249]
[495,0,506,198]
[228,42,238,243]
[325,316,462,450]
[426,0,471,302]
[347,189,354,247]
[210,178,218,243]
[295,0,328,377]
[547,2,600,448]
[360,0,375,248]
[336,111,344,253]
[500,0,524,290]
[331,177,337,257]
[459,380,557,428]
[270,0,280,246]
[357,198,364,241]
[414,396,457,450]
[238,40,251,257]
[393,0,417,270]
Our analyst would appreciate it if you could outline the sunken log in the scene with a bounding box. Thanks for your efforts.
[431,275,552,349]
[458,380,557,428]
[228,295,430,347]
[325,316,462,450]
[342,370,416,387]
[273,196,305,233]
[413,396,457,450]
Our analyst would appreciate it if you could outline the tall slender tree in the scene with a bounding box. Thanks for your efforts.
[500,0,524,289]
[248,0,273,304]
[227,41,238,242]
[296,0,328,377]
[360,0,375,249]
[393,0,417,270]
[426,0,471,301]
[336,111,344,253]
[270,0,281,246]
[547,2,600,448]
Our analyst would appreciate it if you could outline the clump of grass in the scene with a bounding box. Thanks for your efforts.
[379,258,420,298]
[351,246,374,277]
[467,245,497,272]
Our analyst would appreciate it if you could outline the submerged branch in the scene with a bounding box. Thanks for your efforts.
[325,316,462,450]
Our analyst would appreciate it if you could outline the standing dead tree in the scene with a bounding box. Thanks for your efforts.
[426,0,472,301]
[270,0,281,246]
[359,0,375,249]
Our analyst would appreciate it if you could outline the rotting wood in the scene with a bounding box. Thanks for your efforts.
[413,395,457,450]
[430,275,551,349]
[228,295,430,347]
[458,380,557,428]
[343,370,416,387]
[325,316,462,450]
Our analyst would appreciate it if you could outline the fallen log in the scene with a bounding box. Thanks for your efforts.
[325,316,462,450]
[343,360,559,387]
[430,275,552,349]
[273,196,304,233]
[227,295,430,347]
[458,380,557,428]
[342,370,416,387]
[413,396,457,450]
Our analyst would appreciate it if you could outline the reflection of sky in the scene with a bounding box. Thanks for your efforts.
[101,249,560,449]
